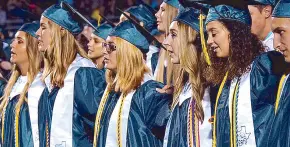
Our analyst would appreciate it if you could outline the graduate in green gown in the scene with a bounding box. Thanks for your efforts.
[162,7,212,147]
[87,20,114,70]
[119,3,162,74]
[199,0,283,146]
[93,20,171,147]
[154,0,181,85]
[0,21,45,147]
[36,2,106,146]
[265,0,290,146]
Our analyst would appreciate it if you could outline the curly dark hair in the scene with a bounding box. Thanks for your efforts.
[204,19,265,85]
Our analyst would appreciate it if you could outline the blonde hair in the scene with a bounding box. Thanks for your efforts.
[106,37,150,95]
[155,3,179,84]
[0,32,42,120]
[42,19,89,87]
[174,23,205,122]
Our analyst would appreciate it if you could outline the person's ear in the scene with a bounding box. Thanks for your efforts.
[263,5,272,18]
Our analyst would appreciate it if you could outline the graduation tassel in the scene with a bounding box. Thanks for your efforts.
[199,13,211,66]
[97,12,102,26]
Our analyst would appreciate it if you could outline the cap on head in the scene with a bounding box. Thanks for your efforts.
[164,0,181,9]
[126,4,161,36]
[204,0,252,25]
[93,23,114,40]
[42,4,83,35]
[109,20,149,54]
[251,0,275,6]
[273,0,290,18]
[18,21,40,38]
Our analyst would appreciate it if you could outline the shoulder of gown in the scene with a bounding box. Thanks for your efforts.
[131,80,172,139]
[73,67,107,146]
[250,51,284,146]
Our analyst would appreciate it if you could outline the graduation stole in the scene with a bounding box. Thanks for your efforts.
[1,99,23,147]
[213,71,256,147]
[275,74,289,114]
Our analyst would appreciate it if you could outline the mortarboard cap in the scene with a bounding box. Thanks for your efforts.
[18,21,40,38]
[178,0,211,15]
[251,0,275,6]
[272,0,290,18]
[93,23,114,40]
[174,6,212,65]
[60,1,99,33]
[126,4,161,36]
[164,0,181,9]
[174,7,204,32]
[117,8,167,51]
[109,20,150,54]
[42,4,83,35]
[201,0,252,25]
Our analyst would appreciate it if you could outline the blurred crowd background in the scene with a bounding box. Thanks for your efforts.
[0,0,162,78]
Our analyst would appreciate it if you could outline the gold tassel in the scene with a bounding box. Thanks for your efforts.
[199,13,211,66]
[97,13,101,26]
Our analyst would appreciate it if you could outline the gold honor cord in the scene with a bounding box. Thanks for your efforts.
[230,79,240,147]
[275,74,287,114]
[194,115,200,147]
[117,93,126,147]
[15,108,20,147]
[93,86,110,147]
[45,121,49,147]
[188,99,194,147]
[1,102,8,144]
[199,13,211,66]
[213,72,229,147]
[188,98,200,147]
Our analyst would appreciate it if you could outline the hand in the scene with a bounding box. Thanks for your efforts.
[0,61,12,70]
[156,85,173,94]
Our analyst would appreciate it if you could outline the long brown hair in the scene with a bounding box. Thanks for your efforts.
[106,37,150,95]
[174,22,205,122]
[42,19,89,87]
[204,19,264,85]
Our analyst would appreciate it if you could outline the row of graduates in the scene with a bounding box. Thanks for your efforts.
[0,0,290,147]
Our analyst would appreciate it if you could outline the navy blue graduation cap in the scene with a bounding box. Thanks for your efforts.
[42,4,82,35]
[117,8,167,51]
[126,4,161,36]
[201,0,252,25]
[273,0,290,18]
[174,7,204,34]
[93,23,114,40]
[178,0,210,14]
[18,21,40,38]
[109,20,150,54]
[60,1,99,33]
[164,0,181,9]
[174,6,212,65]
[252,0,275,6]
